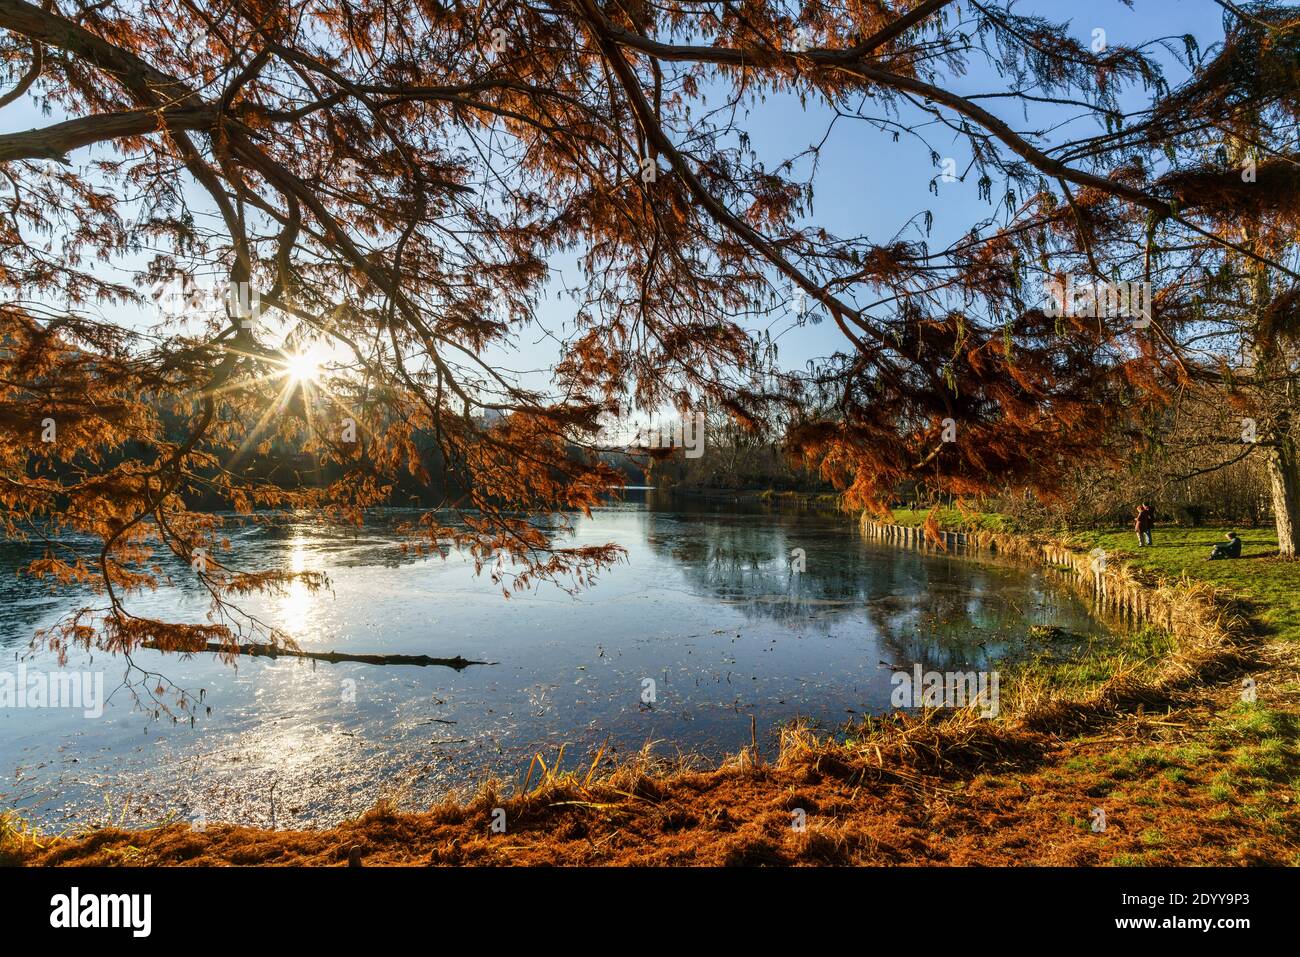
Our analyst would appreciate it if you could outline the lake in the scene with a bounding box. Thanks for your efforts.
[0,493,1112,829]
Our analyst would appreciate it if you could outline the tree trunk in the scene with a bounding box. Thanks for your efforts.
[1246,244,1299,557]
[1264,416,1300,558]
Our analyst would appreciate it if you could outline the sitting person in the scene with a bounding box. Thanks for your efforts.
[1208,531,1242,560]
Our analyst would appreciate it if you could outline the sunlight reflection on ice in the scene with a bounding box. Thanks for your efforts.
[275,533,319,642]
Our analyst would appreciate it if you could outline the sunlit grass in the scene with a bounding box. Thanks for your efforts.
[888,507,1015,533]
[1070,525,1300,645]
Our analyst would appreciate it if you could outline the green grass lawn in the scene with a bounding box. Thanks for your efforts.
[1068,525,1300,646]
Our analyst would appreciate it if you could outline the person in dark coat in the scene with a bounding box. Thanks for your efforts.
[1134,504,1155,547]
[1209,531,1242,560]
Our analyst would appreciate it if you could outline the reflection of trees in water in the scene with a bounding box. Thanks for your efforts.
[875,623,995,673]
[642,511,1017,630]
[860,561,1105,671]
[643,511,879,623]
[640,510,1098,667]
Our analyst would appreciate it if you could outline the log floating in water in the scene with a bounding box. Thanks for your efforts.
[143,640,495,669]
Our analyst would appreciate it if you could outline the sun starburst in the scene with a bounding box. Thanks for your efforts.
[283,350,321,385]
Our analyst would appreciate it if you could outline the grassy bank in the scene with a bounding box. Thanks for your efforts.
[5,513,1298,866]
[1069,525,1300,646]
[885,506,1018,534]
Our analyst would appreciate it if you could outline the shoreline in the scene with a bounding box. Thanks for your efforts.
[5,515,1295,866]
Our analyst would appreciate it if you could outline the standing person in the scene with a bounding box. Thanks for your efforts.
[1134,504,1154,547]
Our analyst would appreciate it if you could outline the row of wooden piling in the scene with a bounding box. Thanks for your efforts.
[864,521,970,551]
[862,519,1180,631]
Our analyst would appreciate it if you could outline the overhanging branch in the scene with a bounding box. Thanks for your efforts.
[0,105,219,163]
